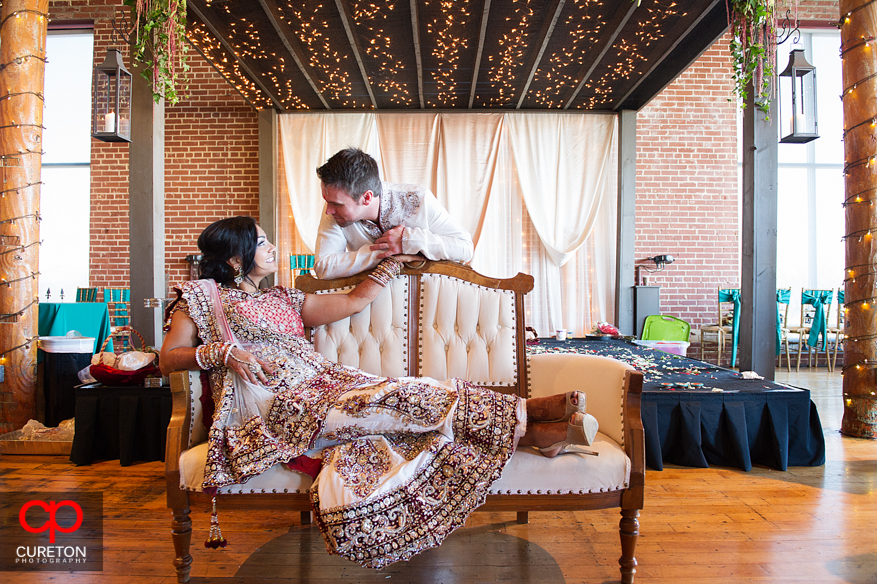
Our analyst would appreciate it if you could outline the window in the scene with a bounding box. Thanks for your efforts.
[40,29,93,300]
[776,30,844,292]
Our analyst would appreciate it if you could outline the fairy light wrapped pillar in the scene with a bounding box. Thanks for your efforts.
[0,0,48,432]
[840,0,877,439]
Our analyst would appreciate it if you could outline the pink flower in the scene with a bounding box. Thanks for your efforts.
[597,322,619,335]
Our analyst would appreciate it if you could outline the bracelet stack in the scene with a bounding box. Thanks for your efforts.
[367,256,404,287]
[195,341,234,370]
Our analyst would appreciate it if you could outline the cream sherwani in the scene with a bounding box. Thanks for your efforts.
[314,182,474,279]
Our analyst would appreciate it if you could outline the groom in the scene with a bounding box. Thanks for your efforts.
[313,148,474,280]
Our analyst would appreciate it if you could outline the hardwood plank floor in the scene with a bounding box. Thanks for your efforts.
[1,369,874,584]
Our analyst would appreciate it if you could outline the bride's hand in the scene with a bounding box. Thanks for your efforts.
[226,347,276,385]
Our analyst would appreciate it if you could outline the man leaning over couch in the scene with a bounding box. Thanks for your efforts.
[313,148,474,279]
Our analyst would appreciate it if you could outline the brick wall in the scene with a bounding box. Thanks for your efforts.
[635,35,739,329]
[48,0,259,293]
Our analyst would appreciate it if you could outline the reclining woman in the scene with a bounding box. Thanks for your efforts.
[160,216,598,569]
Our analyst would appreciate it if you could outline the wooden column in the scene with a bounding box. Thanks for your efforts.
[259,109,277,287]
[128,60,164,346]
[840,0,877,438]
[738,84,778,380]
[615,110,636,336]
[0,0,48,432]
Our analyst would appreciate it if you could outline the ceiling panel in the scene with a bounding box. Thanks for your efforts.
[184,0,729,112]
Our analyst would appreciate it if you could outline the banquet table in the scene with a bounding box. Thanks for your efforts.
[38,302,113,426]
[528,338,826,471]
[70,383,172,466]
[38,302,113,356]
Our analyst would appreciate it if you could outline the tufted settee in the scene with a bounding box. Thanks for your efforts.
[165,261,644,582]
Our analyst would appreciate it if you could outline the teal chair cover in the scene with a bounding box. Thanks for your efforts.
[802,289,832,348]
[719,288,742,365]
[290,254,315,275]
[776,289,791,356]
[76,287,99,302]
[837,289,844,305]
[103,288,131,327]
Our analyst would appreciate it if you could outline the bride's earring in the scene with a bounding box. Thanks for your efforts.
[234,265,244,285]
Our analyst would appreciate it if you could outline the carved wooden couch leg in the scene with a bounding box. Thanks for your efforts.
[301,510,312,525]
[516,511,529,524]
[619,508,640,584]
[171,505,193,583]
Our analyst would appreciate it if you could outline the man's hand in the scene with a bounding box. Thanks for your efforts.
[371,225,404,258]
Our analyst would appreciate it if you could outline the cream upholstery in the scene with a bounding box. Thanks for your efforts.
[418,274,518,387]
[528,353,628,446]
[310,277,409,378]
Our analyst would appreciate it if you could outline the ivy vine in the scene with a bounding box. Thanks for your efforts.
[728,0,781,115]
[125,0,189,105]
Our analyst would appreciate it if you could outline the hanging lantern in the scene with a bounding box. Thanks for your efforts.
[91,49,132,142]
[778,49,819,144]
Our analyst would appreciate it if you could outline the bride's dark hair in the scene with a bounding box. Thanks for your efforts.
[197,216,258,285]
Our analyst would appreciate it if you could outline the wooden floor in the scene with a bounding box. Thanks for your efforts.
[1,368,875,584]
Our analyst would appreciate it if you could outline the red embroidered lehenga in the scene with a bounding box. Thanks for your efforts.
[168,280,526,568]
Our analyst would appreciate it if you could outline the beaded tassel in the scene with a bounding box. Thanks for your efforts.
[205,496,228,549]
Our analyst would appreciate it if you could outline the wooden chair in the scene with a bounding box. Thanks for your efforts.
[103,287,131,352]
[165,262,645,583]
[792,289,833,371]
[76,287,100,302]
[829,289,844,372]
[699,287,739,367]
[776,288,792,371]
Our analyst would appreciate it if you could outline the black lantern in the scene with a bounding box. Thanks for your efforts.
[778,49,818,144]
[92,49,132,142]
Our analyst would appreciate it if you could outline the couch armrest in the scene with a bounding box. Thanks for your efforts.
[166,370,194,508]
[528,353,634,447]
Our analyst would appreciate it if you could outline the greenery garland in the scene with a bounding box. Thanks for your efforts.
[728,0,782,115]
[126,0,189,105]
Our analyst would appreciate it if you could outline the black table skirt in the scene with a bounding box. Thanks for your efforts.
[529,338,826,471]
[71,384,172,466]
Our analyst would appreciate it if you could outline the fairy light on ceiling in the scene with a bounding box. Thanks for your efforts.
[482,0,536,107]
[530,0,605,108]
[350,0,413,105]
[278,2,365,108]
[576,2,684,109]
[424,0,471,106]
[181,0,716,112]
[187,21,273,109]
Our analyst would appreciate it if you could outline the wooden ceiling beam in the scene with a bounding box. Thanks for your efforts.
[612,0,727,111]
[410,0,425,109]
[334,0,378,109]
[258,0,331,109]
[188,0,286,110]
[563,1,638,110]
[516,0,566,109]
[612,0,727,110]
[468,0,491,109]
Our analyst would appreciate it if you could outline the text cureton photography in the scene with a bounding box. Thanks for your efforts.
[0,491,103,572]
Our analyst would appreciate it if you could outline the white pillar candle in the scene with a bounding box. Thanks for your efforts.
[103,112,114,133]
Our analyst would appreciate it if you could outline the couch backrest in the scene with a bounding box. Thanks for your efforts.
[296,261,534,396]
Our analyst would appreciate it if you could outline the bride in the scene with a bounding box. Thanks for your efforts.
[160,216,597,569]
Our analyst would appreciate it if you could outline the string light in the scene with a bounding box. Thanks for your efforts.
[839,1,877,409]
[0,5,48,372]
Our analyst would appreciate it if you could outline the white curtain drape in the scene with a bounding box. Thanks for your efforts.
[278,113,379,248]
[278,112,617,336]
